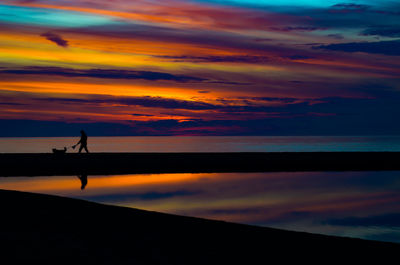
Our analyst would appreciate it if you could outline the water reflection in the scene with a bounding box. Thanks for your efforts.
[77,174,88,190]
[0,171,399,243]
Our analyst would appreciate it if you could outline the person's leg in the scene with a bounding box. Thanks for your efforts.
[84,145,89,153]
[79,145,83,153]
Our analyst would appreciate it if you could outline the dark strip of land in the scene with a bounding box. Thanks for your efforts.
[0,189,398,264]
[1,152,400,176]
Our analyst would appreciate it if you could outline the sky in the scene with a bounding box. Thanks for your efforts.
[1,0,400,136]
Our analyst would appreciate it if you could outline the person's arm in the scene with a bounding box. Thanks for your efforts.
[74,139,81,148]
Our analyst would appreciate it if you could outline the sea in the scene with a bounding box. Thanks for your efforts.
[1,135,400,153]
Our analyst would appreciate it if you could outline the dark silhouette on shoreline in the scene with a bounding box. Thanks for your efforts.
[77,174,88,190]
[52,147,67,154]
[73,130,89,153]
[2,152,400,177]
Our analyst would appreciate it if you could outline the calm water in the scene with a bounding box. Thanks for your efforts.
[1,136,400,153]
[1,171,399,243]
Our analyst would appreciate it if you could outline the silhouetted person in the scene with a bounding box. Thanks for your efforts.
[77,174,88,190]
[74,130,89,153]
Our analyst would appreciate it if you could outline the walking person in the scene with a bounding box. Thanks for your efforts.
[73,130,89,153]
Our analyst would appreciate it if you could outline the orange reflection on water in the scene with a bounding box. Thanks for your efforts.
[0,173,211,194]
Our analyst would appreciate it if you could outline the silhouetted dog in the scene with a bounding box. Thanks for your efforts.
[52,147,67,154]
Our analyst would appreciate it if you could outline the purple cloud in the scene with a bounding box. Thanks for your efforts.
[1,66,205,82]
[313,40,400,56]
[361,27,400,38]
[155,55,271,63]
[330,3,370,13]
[269,26,324,32]
[36,95,218,110]
[40,32,68,47]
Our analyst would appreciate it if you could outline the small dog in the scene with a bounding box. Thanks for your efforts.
[52,147,67,154]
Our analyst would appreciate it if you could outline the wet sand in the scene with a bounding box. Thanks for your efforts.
[0,189,398,264]
[1,152,400,176]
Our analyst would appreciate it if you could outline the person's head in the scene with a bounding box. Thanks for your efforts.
[80,130,85,135]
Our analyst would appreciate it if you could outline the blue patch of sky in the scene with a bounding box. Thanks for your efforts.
[0,4,118,28]
[189,0,391,9]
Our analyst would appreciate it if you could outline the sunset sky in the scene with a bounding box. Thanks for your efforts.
[1,0,400,136]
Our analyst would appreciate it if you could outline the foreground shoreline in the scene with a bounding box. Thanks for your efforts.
[0,189,398,264]
[1,152,400,176]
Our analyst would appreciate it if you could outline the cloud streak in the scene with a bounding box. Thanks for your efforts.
[314,40,400,56]
[40,32,68,47]
[361,27,400,37]
[1,66,206,82]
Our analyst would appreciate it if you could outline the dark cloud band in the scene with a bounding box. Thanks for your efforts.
[40,32,68,47]
[314,40,400,56]
[0,66,205,82]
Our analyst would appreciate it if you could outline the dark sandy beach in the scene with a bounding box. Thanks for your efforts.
[1,152,400,176]
[0,189,398,264]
